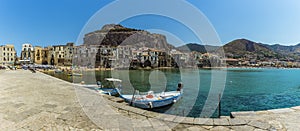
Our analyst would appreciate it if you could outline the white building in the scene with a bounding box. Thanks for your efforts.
[20,43,34,64]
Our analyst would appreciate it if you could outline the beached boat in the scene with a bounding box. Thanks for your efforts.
[74,78,122,96]
[118,90,183,109]
[95,78,122,96]
[54,69,63,73]
[67,73,82,76]
[29,68,36,73]
[116,83,183,109]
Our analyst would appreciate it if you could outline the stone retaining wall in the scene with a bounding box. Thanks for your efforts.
[101,94,284,130]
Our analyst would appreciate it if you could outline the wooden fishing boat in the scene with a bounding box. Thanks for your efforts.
[54,69,63,73]
[118,90,183,109]
[116,82,183,109]
[67,73,82,76]
[74,78,122,96]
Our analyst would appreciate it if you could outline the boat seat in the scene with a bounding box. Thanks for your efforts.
[146,94,154,98]
[160,95,174,98]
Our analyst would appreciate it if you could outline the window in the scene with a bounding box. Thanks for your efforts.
[3,53,5,56]
[3,47,5,51]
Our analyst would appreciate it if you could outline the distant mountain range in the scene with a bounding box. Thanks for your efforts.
[262,43,300,59]
[176,39,300,60]
[83,24,300,60]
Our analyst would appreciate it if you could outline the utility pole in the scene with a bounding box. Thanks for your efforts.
[218,93,221,118]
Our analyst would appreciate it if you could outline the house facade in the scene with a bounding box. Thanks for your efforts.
[20,43,34,64]
[34,46,43,64]
[0,44,16,66]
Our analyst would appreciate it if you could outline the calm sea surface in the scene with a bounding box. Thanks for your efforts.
[46,68,300,118]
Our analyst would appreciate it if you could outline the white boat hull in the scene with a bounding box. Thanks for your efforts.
[120,91,182,109]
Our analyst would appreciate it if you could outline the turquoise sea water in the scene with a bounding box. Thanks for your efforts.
[47,68,300,118]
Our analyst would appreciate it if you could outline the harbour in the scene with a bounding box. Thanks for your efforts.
[44,68,300,117]
[1,0,300,130]
[1,69,300,130]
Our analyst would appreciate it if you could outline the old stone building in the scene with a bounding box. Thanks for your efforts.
[52,45,65,66]
[21,43,34,64]
[116,45,135,68]
[64,43,74,66]
[47,46,55,65]
[41,47,49,65]
[0,44,16,66]
[34,46,43,64]
[74,44,99,67]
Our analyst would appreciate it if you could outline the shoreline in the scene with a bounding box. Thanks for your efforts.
[46,66,300,72]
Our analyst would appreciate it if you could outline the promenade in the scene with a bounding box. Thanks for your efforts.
[0,70,101,130]
[0,70,299,130]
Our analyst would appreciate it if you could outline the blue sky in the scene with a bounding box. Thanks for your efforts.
[0,0,300,56]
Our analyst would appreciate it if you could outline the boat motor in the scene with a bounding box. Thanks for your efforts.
[96,81,102,88]
[177,82,183,91]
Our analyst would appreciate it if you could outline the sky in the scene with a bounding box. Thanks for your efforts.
[0,0,300,56]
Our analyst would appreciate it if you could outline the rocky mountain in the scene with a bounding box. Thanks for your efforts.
[176,43,219,53]
[177,39,300,60]
[83,24,174,50]
[262,43,300,59]
[221,39,282,59]
[83,24,300,60]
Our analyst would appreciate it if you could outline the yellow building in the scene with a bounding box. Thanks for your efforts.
[0,44,17,66]
[41,47,49,65]
[34,46,43,64]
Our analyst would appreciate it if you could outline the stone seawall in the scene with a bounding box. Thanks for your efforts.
[0,70,299,130]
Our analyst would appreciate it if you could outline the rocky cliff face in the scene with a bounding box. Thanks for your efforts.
[83,24,173,50]
[177,43,219,53]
